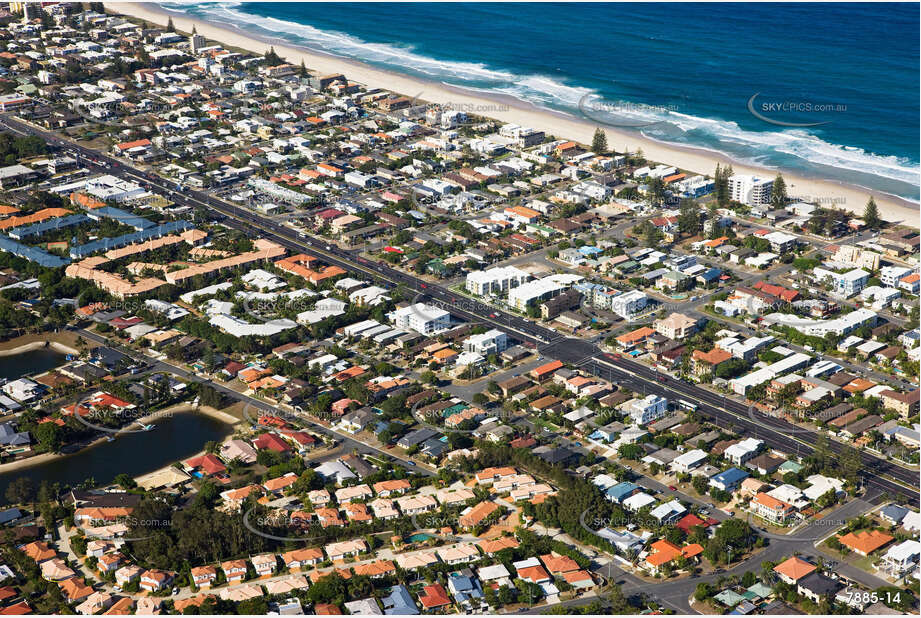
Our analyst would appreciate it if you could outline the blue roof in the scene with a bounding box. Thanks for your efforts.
[88,206,156,230]
[606,481,639,501]
[69,220,193,258]
[382,585,418,615]
[713,467,749,484]
[0,235,70,267]
[880,505,909,522]
[448,572,483,602]
[0,507,22,525]
[578,245,602,256]
[698,267,722,281]
[7,213,90,240]
[574,282,604,293]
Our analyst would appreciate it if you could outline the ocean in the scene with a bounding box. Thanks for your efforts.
[161,2,920,202]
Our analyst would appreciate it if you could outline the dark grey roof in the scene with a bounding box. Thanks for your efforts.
[421,438,449,458]
[68,490,143,509]
[397,428,438,447]
[343,456,375,478]
[64,362,108,380]
[90,346,130,368]
[0,422,29,446]
[762,601,803,615]
[797,573,841,597]
[533,445,577,465]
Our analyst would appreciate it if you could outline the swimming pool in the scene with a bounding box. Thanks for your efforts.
[408,533,433,543]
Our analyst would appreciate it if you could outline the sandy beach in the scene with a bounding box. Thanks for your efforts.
[193,404,242,426]
[0,450,59,474]
[112,2,918,228]
[0,341,77,358]
[0,333,80,357]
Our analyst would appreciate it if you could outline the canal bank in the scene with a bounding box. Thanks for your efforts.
[0,333,242,500]
[0,340,78,359]
[0,347,68,381]
[0,408,236,499]
[0,331,81,356]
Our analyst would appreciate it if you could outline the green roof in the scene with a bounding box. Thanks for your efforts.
[778,460,804,473]
[664,270,688,281]
[714,590,746,607]
[746,583,773,599]
[443,404,468,417]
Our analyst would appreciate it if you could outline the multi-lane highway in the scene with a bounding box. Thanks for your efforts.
[1,114,916,504]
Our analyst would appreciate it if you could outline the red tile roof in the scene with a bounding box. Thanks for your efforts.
[418,583,452,609]
[185,454,226,476]
[253,433,291,453]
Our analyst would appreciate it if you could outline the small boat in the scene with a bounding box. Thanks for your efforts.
[142,424,155,431]
[105,436,115,442]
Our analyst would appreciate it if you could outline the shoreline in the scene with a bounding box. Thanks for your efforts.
[113,2,919,228]
[0,334,79,358]
[0,404,239,476]
[134,408,240,487]
[0,341,78,358]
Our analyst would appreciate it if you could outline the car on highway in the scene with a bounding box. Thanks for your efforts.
[405,460,416,466]
[656,375,667,383]
[668,485,677,491]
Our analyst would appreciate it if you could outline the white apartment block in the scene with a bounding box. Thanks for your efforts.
[390,303,451,335]
[880,265,913,287]
[463,329,508,356]
[465,266,530,296]
[670,449,708,473]
[728,174,773,207]
[626,395,668,425]
[610,290,648,320]
[507,278,564,311]
[724,438,763,466]
[813,267,869,297]
[763,231,797,253]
